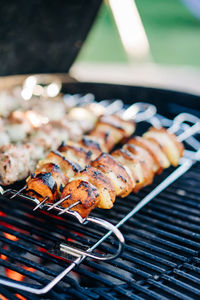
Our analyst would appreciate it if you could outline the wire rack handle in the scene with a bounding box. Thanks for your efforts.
[122,102,157,122]
[1,189,125,262]
[52,216,125,261]
[169,112,200,134]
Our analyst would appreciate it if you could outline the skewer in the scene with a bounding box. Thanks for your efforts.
[177,122,200,142]
[53,112,200,215]
[122,102,157,123]
[10,185,27,199]
[38,113,199,216]
[47,194,71,211]
[168,112,200,134]
[33,196,49,211]
[7,107,200,217]
[0,185,4,195]
[101,99,123,115]
[12,110,200,214]
[18,102,157,208]
[57,201,81,216]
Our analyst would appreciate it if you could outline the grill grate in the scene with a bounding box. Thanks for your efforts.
[0,100,200,299]
[0,163,200,299]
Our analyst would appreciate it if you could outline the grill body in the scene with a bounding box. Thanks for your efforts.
[0,82,200,300]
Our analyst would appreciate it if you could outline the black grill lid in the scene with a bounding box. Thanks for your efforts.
[0,0,102,76]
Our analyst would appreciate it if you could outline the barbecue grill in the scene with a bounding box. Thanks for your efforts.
[0,1,200,299]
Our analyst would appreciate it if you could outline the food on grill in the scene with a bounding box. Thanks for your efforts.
[0,97,136,185]
[68,107,99,132]
[5,110,49,143]
[69,167,116,209]
[25,126,184,218]
[0,144,35,185]
[0,93,126,149]
[37,150,82,178]
[92,115,129,145]
[126,136,168,174]
[60,179,100,218]
[91,153,132,197]
[0,89,90,120]
[0,106,99,147]
[57,144,92,168]
[78,136,106,160]
[0,110,47,146]
[0,90,24,117]
[79,115,136,156]
[123,144,155,192]
[143,127,184,166]
[60,129,183,217]
[26,115,136,198]
[0,123,81,186]
[89,130,115,153]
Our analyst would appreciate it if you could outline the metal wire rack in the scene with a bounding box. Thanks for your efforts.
[0,104,199,295]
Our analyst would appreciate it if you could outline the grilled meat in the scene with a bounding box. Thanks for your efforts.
[69,166,116,209]
[25,114,136,200]
[123,144,154,192]
[59,128,184,216]
[61,180,100,218]
[25,125,184,218]
[0,144,35,185]
[143,127,184,166]
[91,153,132,197]
[58,144,92,168]
[26,173,57,202]
[0,101,135,185]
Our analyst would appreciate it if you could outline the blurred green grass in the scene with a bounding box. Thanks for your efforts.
[77,0,200,66]
[77,3,127,62]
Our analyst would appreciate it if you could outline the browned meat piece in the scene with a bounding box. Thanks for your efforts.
[36,163,68,195]
[37,150,82,179]
[58,143,92,169]
[144,127,184,166]
[105,115,136,137]
[127,136,164,174]
[123,144,155,191]
[0,144,35,185]
[78,136,105,160]
[95,114,127,143]
[140,134,171,170]
[61,179,100,218]
[98,115,135,138]
[26,172,57,202]
[111,149,140,190]
[91,153,133,197]
[70,166,116,209]
[89,129,116,152]
[92,114,136,147]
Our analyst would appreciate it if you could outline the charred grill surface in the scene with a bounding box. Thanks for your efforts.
[0,163,200,299]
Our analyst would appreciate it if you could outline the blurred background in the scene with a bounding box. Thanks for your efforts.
[71,0,200,95]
